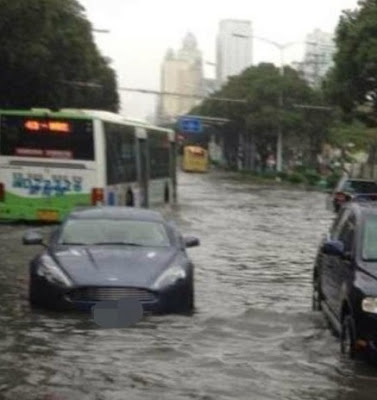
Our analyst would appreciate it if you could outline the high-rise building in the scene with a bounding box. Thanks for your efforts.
[157,33,203,124]
[300,29,336,88]
[216,19,253,85]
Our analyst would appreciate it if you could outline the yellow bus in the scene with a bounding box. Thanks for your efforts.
[182,146,208,173]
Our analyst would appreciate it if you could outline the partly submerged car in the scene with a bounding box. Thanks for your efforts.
[23,206,200,314]
[312,201,377,359]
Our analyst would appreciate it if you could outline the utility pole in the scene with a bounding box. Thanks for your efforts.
[277,48,285,173]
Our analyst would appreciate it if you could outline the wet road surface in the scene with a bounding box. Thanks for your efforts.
[1,170,377,400]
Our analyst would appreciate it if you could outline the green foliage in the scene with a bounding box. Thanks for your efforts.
[0,0,119,111]
[326,171,342,189]
[286,172,307,184]
[277,171,289,180]
[329,119,377,152]
[192,63,333,169]
[303,170,321,186]
[326,0,377,115]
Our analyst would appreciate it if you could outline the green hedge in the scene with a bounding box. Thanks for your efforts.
[286,172,307,184]
[303,170,321,186]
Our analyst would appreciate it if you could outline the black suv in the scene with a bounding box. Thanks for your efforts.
[313,202,377,358]
[331,177,377,212]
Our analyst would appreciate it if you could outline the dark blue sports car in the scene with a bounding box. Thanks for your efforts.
[23,207,200,314]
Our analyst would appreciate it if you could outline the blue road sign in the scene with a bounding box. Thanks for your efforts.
[179,117,202,133]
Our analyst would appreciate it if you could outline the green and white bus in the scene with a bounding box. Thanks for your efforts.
[0,108,177,222]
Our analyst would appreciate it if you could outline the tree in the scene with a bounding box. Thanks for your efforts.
[325,0,377,115]
[191,63,331,170]
[0,0,119,111]
[322,0,377,165]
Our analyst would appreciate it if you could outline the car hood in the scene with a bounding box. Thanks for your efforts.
[50,246,178,287]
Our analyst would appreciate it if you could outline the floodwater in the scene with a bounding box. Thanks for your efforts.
[1,170,376,400]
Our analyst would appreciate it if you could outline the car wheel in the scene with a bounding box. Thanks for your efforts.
[340,315,356,359]
[312,277,322,311]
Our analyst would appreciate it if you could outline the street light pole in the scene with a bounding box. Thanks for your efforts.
[92,28,110,34]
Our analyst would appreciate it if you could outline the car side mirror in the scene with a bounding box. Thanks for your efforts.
[22,231,45,246]
[184,236,200,248]
[322,239,344,257]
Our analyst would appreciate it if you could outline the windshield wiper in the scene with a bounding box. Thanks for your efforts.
[61,242,86,245]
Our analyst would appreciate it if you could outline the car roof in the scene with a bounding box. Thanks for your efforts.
[67,206,165,222]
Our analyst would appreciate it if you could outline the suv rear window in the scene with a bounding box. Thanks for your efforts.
[342,180,377,194]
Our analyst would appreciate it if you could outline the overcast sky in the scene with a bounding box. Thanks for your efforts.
[79,0,359,119]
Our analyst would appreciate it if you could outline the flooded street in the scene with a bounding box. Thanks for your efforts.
[1,170,377,400]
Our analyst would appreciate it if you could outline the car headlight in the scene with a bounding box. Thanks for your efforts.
[36,256,73,288]
[154,265,186,288]
[362,297,377,314]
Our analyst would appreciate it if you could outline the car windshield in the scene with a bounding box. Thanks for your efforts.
[59,218,171,247]
[342,180,377,194]
[362,215,377,261]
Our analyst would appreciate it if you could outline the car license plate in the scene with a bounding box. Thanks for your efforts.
[36,210,59,221]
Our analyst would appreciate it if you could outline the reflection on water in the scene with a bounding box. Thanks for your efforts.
[0,171,376,400]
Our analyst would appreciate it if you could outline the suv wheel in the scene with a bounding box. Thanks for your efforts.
[312,277,322,311]
[340,315,356,359]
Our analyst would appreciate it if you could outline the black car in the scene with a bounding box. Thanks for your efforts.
[331,177,377,212]
[23,206,200,314]
[312,201,377,358]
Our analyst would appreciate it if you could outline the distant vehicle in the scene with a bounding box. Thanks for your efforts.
[0,108,177,222]
[23,207,199,314]
[182,145,208,173]
[312,201,377,358]
[331,177,377,212]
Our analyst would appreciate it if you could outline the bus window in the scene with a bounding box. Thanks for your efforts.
[104,122,137,184]
[147,129,169,179]
[0,115,94,160]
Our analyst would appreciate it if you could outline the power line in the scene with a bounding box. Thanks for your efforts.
[119,87,247,104]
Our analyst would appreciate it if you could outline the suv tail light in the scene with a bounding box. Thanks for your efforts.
[91,188,104,206]
[0,183,4,202]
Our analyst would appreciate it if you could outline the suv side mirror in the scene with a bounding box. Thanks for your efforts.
[22,231,45,246]
[184,236,200,248]
[322,239,344,257]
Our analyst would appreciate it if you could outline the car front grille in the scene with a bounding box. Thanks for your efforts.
[68,287,157,303]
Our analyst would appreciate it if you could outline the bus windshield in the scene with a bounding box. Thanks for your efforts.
[0,114,94,160]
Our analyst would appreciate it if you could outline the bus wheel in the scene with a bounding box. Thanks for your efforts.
[164,184,170,204]
[126,189,134,206]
